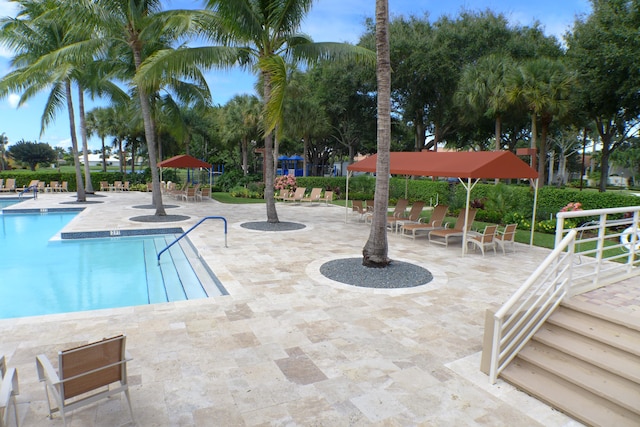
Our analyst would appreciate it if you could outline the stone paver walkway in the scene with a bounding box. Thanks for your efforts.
[0,192,602,426]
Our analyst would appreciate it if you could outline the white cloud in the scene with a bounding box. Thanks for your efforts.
[0,0,18,58]
[8,93,20,108]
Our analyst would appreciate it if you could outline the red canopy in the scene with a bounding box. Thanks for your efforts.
[157,154,211,169]
[347,151,538,179]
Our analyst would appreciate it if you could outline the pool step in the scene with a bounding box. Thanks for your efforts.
[175,237,226,297]
[146,235,223,304]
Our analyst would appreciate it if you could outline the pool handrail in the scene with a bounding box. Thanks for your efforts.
[157,216,227,264]
[18,185,38,199]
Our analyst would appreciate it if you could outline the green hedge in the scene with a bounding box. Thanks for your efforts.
[0,171,150,192]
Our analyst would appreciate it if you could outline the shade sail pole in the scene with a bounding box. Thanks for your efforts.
[345,171,352,223]
[530,178,539,246]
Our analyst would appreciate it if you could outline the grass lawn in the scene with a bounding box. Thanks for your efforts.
[212,192,265,204]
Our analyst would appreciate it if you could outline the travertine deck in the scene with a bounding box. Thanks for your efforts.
[2,191,631,426]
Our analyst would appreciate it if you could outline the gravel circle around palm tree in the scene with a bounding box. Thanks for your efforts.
[320,258,433,289]
[240,221,306,231]
[130,215,190,223]
[132,204,180,209]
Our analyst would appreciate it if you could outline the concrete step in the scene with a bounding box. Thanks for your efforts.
[501,358,640,427]
[518,341,640,415]
[534,324,640,384]
[546,306,640,356]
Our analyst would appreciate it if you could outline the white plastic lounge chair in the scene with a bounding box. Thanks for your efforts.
[495,223,518,254]
[1,355,20,427]
[466,224,498,256]
[36,335,133,427]
[429,208,478,247]
[401,205,449,239]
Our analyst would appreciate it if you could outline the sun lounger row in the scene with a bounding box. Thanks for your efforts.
[276,187,333,205]
[0,179,69,193]
[100,181,130,191]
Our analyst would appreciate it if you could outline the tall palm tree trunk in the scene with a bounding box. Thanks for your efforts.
[363,0,391,267]
[133,48,166,216]
[78,87,94,193]
[263,72,279,223]
[65,80,86,202]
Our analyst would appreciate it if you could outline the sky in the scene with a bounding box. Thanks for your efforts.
[0,0,592,152]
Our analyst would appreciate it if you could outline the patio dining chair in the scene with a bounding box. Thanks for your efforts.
[1,355,20,427]
[36,335,133,427]
[465,224,498,256]
[495,223,518,254]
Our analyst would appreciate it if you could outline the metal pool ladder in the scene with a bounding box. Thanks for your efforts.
[157,216,227,264]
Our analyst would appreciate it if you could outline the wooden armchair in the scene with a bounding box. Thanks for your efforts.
[36,335,133,426]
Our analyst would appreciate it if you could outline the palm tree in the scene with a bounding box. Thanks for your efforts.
[86,107,113,172]
[0,0,87,201]
[136,0,374,223]
[223,94,262,175]
[58,0,212,215]
[507,58,574,184]
[362,0,391,267]
[0,132,7,171]
[455,54,515,151]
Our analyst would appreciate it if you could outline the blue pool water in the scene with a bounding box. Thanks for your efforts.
[0,209,208,319]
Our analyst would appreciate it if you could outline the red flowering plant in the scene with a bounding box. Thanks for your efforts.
[559,202,583,212]
[274,175,297,191]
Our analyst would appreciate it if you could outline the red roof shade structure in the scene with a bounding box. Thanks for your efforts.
[157,154,211,169]
[347,150,538,179]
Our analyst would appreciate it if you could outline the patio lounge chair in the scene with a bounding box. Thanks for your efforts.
[302,187,322,204]
[388,201,425,233]
[429,208,477,247]
[387,198,408,221]
[275,188,290,201]
[1,355,20,427]
[59,181,69,192]
[99,181,109,192]
[400,204,449,239]
[283,187,306,203]
[495,223,518,254]
[48,181,59,192]
[36,335,133,427]
[319,190,333,205]
[351,200,368,221]
[465,224,498,256]
[1,179,15,192]
[113,181,123,191]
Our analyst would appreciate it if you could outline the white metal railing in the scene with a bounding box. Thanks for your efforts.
[488,204,640,384]
[555,205,640,295]
[488,230,576,383]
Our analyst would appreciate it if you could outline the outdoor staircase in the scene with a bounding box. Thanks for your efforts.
[500,296,640,426]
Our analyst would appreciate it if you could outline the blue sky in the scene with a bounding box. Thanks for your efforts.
[0,0,591,151]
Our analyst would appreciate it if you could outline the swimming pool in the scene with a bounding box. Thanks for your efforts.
[0,209,217,319]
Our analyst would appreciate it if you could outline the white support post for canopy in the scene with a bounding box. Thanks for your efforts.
[530,178,539,246]
[345,170,352,223]
[459,177,480,256]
